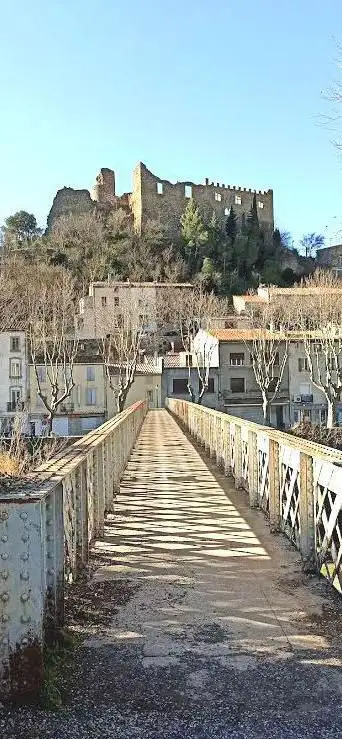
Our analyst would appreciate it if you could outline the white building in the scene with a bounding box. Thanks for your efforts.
[77,280,193,339]
[0,332,28,434]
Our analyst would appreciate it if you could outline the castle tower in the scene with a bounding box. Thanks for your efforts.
[92,168,116,206]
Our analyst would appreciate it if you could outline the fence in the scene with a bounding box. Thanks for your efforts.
[0,400,147,699]
[166,398,342,595]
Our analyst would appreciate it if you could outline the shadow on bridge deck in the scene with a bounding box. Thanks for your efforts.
[6,410,342,739]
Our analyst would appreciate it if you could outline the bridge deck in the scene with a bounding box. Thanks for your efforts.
[5,410,342,739]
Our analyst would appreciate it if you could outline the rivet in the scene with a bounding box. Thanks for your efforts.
[21,553,29,561]
[21,593,29,602]
[1,535,8,543]
[0,512,8,521]
[21,615,31,624]
[1,614,9,623]
[1,553,8,560]
[46,518,53,526]
[47,552,53,559]
[20,571,29,581]
[20,512,28,521]
[21,534,29,543]
[1,570,9,580]
[1,593,9,602]
[46,534,53,542]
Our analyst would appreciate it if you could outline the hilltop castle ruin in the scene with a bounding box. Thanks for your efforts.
[47,162,274,236]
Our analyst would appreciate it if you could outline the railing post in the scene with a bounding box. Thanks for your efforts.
[223,420,231,475]
[234,424,243,488]
[299,452,315,563]
[269,438,280,532]
[248,429,258,507]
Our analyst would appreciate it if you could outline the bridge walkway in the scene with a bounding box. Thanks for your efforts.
[5,409,342,739]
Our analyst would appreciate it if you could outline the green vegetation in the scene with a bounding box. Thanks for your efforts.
[40,629,81,709]
[1,202,320,296]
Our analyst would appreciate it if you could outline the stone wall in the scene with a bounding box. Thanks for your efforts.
[46,187,95,232]
[131,162,274,237]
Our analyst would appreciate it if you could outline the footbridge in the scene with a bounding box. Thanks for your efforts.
[1,400,342,736]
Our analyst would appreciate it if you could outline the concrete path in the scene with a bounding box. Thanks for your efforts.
[4,410,342,738]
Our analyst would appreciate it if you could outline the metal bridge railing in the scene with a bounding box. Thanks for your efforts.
[0,400,147,700]
[166,398,342,597]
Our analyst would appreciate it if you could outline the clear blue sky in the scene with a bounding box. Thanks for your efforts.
[0,0,341,246]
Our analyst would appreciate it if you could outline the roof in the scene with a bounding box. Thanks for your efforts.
[210,329,284,342]
[235,295,266,303]
[91,281,193,289]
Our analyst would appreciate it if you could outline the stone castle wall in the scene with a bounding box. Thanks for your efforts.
[47,163,274,239]
[130,163,274,236]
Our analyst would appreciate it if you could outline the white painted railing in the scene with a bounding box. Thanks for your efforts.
[166,398,342,595]
[0,400,147,700]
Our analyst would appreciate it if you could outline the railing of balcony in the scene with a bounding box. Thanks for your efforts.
[166,398,342,597]
[0,400,147,700]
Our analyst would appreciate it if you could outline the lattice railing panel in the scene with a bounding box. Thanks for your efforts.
[241,425,249,489]
[280,445,301,548]
[315,459,342,594]
[230,424,236,475]
[258,433,270,513]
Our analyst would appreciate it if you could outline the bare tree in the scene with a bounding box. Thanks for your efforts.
[291,271,342,428]
[98,291,156,413]
[244,301,289,425]
[162,287,228,404]
[26,265,79,434]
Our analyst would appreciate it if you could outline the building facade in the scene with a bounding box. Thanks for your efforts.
[0,332,28,434]
[194,329,290,427]
[316,244,342,275]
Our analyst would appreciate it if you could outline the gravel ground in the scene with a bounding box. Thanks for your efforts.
[2,411,342,739]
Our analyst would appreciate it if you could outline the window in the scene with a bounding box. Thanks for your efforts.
[101,296,107,307]
[10,336,20,352]
[215,192,222,202]
[37,366,46,383]
[172,378,188,394]
[235,195,242,205]
[157,182,163,195]
[185,185,192,199]
[258,201,264,209]
[86,388,97,405]
[298,357,309,372]
[224,207,230,216]
[114,297,119,307]
[10,387,22,410]
[206,377,215,393]
[185,354,193,367]
[269,377,279,393]
[230,377,245,393]
[320,409,327,425]
[9,358,22,378]
[230,352,244,366]
[86,366,95,382]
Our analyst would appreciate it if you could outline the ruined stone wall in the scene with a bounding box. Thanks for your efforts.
[46,188,95,232]
[131,163,274,237]
[92,168,116,206]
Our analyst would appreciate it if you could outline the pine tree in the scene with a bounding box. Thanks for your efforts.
[180,199,208,274]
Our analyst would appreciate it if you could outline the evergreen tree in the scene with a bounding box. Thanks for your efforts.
[180,199,208,274]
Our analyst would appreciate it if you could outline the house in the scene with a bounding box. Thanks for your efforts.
[0,332,28,434]
[194,329,290,427]
[29,341,106,436]
[106,358,163,414]
[161,352,219,408]
[77,280,193,339]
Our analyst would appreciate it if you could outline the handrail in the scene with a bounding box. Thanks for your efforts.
[0,400,147,699]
